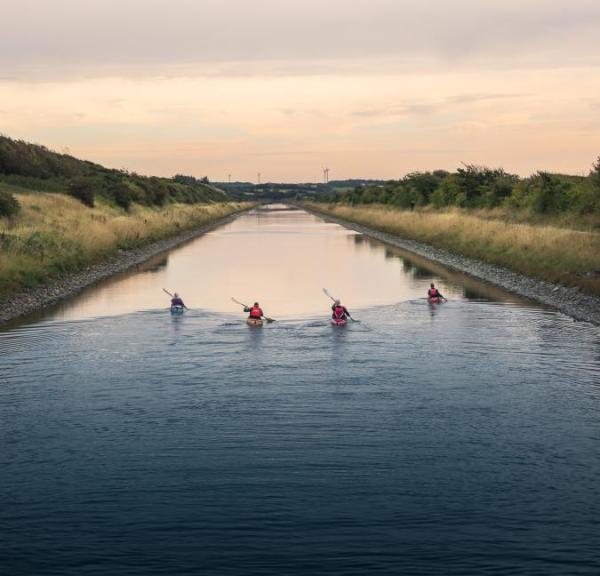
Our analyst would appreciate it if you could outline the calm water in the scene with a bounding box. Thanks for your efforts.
[1,206,599,575]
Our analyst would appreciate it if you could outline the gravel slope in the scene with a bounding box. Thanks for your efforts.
[304,205,600,326]
[0,210,247,326]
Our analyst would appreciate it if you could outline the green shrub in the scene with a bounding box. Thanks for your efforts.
[0,190,20,217]
[68,179,95,207]
[108,183,132,210]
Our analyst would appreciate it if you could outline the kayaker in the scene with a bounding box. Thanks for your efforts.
[171,293,187,309]
[244,302,264,320]
[332,300,350,321]
[428,283,444,300]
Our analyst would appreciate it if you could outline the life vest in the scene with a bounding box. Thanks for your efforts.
[428,288,438,298]
[333,306,346,319]
[249,306,263,318]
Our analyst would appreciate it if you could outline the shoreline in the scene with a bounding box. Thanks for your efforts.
[0,207,250,326]
[301,203,600,326]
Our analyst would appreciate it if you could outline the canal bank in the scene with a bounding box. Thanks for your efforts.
[301,203,600,326]
[0,204,252,326]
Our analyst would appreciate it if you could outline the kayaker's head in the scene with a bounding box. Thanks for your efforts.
[430,283,435,289]
[174,292,179,298]
[254,302,259,307]
[334,299,340,306]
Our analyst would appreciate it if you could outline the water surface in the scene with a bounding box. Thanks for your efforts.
[26,204,529,323]
[1,206,599,575]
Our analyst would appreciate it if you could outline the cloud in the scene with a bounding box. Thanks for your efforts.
[247,150,317,157]
[1,0,600,79]
[352,93,523,119]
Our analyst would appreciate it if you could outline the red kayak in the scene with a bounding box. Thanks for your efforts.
[428,297,444,304]
[331,318,348,326]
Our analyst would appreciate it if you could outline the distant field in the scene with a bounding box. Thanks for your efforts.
[305,203,600,297]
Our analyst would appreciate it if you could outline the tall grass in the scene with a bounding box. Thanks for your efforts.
[305,203,600,296]
[0,192,249,296]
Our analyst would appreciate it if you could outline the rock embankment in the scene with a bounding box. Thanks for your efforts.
[0,210,244,325]
[303,205,600,326]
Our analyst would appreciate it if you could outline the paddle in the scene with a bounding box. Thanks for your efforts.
[163,288,188,309]
[323,288,358,322]
[231,297,275,323]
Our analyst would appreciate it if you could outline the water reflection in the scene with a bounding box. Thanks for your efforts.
[141,255,169,274]
[15,205,535,326]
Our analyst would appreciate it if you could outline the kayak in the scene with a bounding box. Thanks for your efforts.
[170,305,185,314]
[246,318,263,327]
[331,318,348,327]
[428,297,444,304]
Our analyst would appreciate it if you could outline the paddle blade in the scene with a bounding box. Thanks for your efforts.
[265,317,275,323]
[323,288,335,301]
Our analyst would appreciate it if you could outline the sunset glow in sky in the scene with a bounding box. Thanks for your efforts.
[1,0,600,181]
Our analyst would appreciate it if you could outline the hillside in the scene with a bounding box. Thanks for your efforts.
[0,135,248,301]
[0,135,226,210]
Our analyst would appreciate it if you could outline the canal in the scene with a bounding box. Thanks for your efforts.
[1,205,599,575]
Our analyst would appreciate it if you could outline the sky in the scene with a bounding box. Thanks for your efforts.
[1,0,600,182]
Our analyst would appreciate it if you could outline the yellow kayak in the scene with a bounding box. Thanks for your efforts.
[246,318,263,327]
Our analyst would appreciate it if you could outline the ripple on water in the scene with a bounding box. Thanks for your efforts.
[1,302,600,575]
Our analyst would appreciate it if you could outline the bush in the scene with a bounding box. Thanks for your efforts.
[0,190,20,217]
[108,183,133,210]
[68,179,95,207]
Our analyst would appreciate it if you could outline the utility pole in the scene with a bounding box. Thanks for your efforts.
[323,167,330,184]
[257,172,261,185]
[228,173,231,184]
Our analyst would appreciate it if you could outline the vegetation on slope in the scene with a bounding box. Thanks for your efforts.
[323,159,600,222]
[305,203,600,297]
[0,193,248,296]
[0,134,249,298]
[0,135,225,212]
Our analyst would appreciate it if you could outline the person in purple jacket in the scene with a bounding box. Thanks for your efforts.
[170,293,187,309]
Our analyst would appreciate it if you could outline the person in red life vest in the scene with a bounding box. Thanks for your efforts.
[171,292,187,308]
[244,302,264,320]
[428,283,445,300]
[331,299,350,321]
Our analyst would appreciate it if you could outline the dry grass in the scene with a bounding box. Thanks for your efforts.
[306,203,600,296]
[0,193,249,295]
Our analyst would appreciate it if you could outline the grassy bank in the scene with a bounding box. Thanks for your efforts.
[304,203,600,297]
[0,192,250,297]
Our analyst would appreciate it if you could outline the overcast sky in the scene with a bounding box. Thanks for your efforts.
[1,0,599,181]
